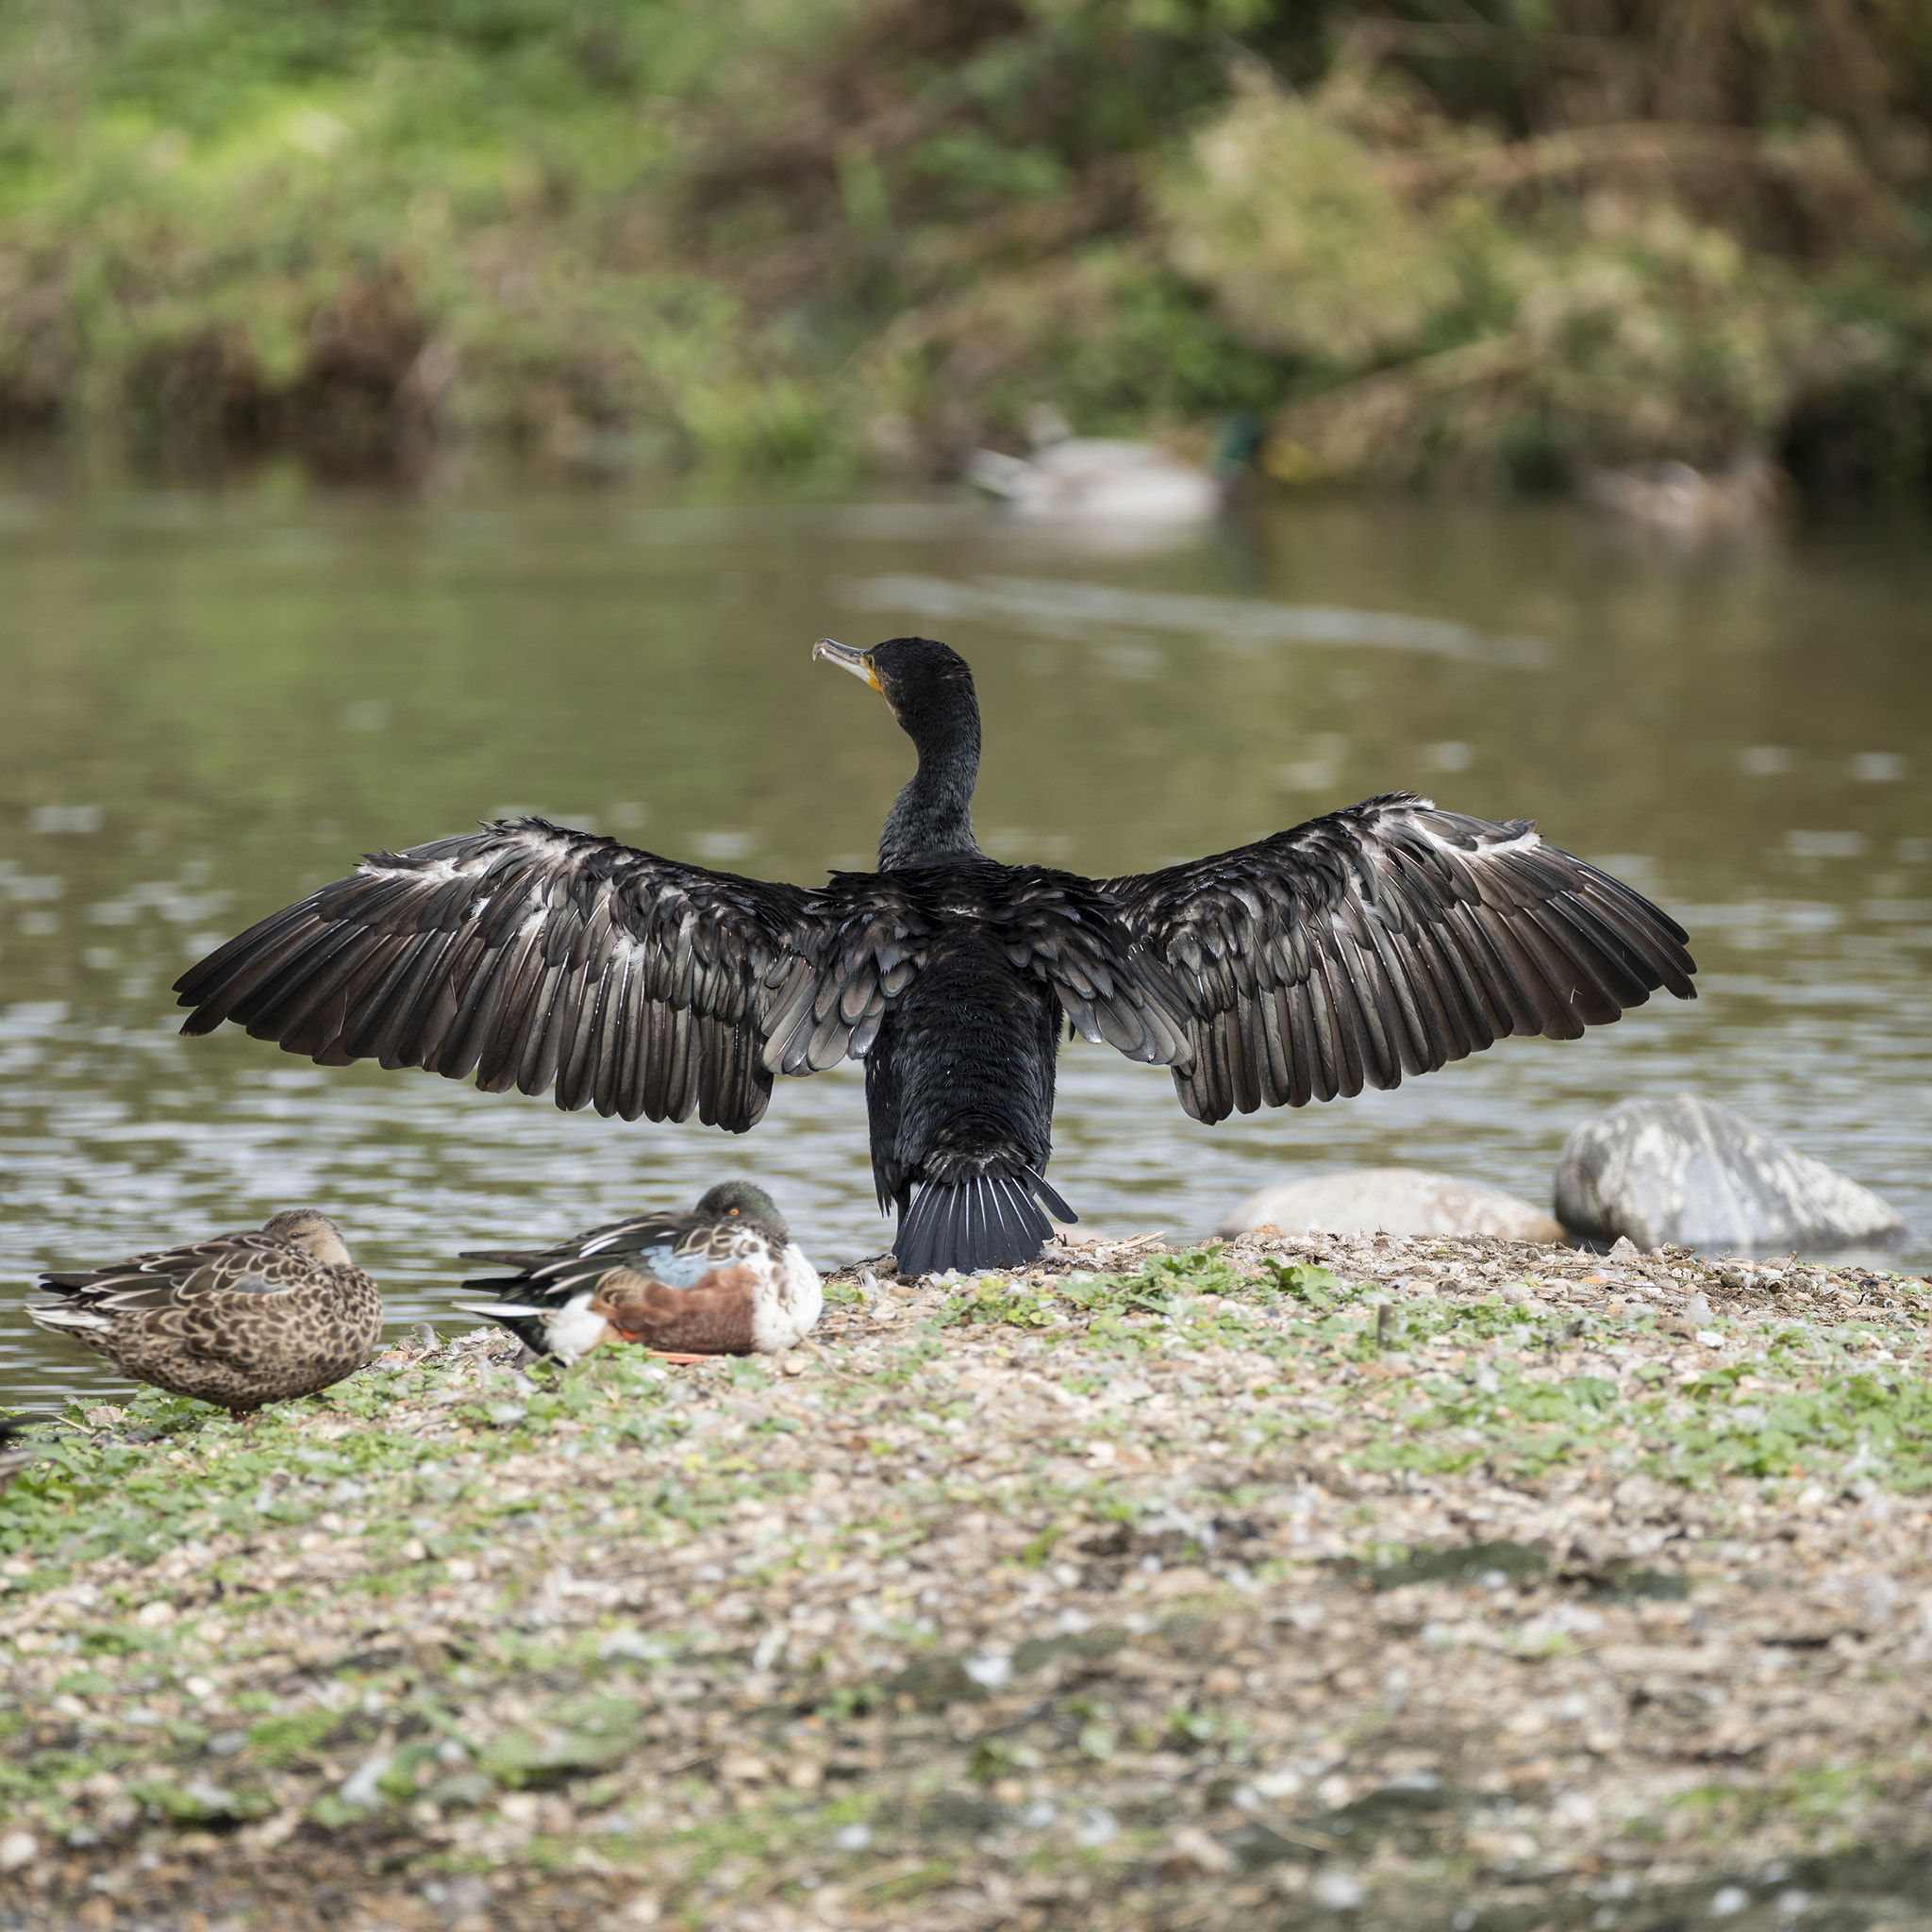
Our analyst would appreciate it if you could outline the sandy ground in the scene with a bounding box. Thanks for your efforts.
[2,1229,1930,1930]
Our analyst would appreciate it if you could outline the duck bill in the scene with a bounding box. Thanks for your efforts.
[812,638,882,693]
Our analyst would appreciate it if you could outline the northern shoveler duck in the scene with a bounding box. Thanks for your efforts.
[26,1209,382,1422]
[452,1179,822,1365]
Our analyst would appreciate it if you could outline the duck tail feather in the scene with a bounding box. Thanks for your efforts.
[456,1273,536,1301]
[25,1304,109,1334]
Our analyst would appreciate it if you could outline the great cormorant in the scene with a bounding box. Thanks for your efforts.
[174,636,1696,1275]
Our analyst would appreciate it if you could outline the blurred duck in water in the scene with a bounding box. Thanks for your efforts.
[1577,450,1789,537]
[26,1210,381,1422]
[452,1180,821,1366]
[966,405,1260,523]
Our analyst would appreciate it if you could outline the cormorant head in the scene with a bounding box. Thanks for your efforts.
[813,636,978,745]
[260,1208,353,1268]
[693,1178,789,1246]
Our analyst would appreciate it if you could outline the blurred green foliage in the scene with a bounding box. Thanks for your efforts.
[0,0,1929,489]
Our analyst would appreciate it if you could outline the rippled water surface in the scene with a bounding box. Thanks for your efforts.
[3,479,1928,1407]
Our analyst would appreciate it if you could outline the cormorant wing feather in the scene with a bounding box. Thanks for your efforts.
[758,874,934,1076]
[175,819,845,1133]
[1102,792,1696,1124]
[988,869,1193,1067]
[760,864,1195,1074]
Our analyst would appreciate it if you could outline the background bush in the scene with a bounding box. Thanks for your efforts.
[1,0,1929,490]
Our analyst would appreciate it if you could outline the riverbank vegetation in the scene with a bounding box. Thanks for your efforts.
[5,1233,1932,1926]
[2,2,1931,491]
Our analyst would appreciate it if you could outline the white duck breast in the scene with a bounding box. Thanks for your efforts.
[751,1243,824,1354]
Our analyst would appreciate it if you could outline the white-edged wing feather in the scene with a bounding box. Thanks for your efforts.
[1104,791,1696,1124]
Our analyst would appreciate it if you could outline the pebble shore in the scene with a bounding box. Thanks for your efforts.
[3,1230,1930,1930]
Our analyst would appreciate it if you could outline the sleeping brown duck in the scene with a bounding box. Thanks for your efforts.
[27,1209,382,1420]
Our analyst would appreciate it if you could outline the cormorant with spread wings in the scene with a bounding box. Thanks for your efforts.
[175,636,1695,1274]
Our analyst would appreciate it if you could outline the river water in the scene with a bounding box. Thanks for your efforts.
[2,479,1927,1407]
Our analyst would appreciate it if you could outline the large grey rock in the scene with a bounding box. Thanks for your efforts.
[1555,1094,1905,1253]
[1219,1169,1563,1242]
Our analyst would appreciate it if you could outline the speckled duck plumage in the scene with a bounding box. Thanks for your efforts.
[27,1209,382,1419]
[452,1180,821,1365]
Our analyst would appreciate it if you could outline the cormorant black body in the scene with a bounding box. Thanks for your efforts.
[855,858,1077,1274]
[174,634,1697,1277]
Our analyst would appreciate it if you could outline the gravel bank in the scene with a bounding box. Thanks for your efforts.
[3,1231,1930,1930]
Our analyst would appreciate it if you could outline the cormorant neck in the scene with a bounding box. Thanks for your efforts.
[880,706,980,870]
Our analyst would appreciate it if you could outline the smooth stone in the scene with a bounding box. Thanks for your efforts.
[1218,1168,1564,1242]
[1555,1094,1906,1254]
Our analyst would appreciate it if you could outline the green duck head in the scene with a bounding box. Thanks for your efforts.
[692,1180,790,1247]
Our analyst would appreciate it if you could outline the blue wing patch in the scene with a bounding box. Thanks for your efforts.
[639,1243,715,1289]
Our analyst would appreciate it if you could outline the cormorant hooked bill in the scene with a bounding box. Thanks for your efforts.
[174,636,1696,1276]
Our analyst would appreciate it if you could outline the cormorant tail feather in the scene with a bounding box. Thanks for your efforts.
[1027,1170,1076,1223]
[895,1169,1072,1276]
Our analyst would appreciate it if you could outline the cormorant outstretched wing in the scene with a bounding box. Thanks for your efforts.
[1102,792,1696,1125]
[175,823,1197,1134]
[175,819,864,1133]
